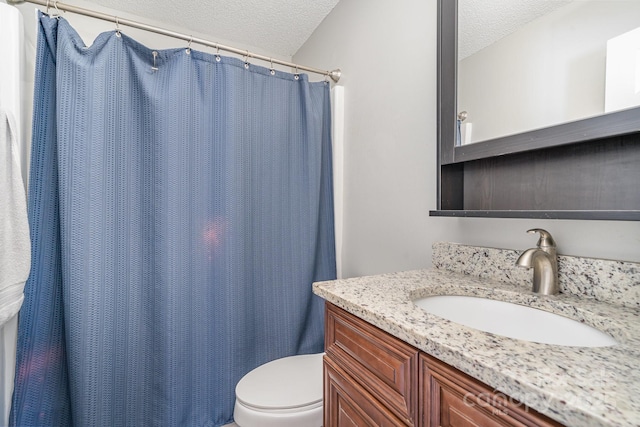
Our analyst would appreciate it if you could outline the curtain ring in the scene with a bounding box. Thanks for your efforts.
[115,17,121,38]
[52,0,61,18]
[186,36,193,54]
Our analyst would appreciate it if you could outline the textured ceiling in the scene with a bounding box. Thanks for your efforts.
[85,0,340,57]
[459,0,572,60]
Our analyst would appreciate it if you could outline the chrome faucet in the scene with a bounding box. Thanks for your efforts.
[516,228,559,295]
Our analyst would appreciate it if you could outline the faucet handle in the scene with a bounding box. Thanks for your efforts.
[526,228,556,248]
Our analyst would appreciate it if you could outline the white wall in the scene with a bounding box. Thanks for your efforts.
[458,1,640,143]
[294,0,640,279]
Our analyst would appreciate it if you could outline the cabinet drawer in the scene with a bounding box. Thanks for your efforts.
[325,303,419,424]
[325,356,407,426]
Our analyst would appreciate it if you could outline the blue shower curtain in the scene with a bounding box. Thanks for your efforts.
[11,13,335,426]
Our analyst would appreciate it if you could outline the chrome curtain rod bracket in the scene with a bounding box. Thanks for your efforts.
[328,69,341,83]
[6,0,341,83]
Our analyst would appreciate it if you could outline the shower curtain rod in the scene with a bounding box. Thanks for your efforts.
[7,0,342,82]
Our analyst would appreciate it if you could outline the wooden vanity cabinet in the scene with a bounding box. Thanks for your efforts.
[324,303,563,427]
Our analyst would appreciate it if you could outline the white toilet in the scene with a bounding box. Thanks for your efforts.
[233,352,324,427]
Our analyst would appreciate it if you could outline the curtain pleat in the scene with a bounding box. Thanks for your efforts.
[11,13,335,427]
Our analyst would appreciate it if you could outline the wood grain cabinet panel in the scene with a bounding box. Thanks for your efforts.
[325,356,407,427]
[325,303,419,424]
[419,353,563,427]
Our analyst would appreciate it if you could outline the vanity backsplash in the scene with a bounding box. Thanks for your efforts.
[433,242,640,309]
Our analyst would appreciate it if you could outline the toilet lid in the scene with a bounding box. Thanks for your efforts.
[236,353,324,410]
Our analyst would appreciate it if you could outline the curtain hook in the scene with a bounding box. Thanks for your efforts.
[269,58,275,76]
[243,50,250,69]
[186,36,193,55]
[46,0,50,15]
[151,51,159,72]
[52,0,61,19]
[215,43,221,62]
[294,65,300,81]
[115,17,121,38]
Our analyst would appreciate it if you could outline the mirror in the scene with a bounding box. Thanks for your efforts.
[457,0,640,145]
[433,0,640,220]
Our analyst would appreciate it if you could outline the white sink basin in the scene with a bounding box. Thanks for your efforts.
[413,295,618,347]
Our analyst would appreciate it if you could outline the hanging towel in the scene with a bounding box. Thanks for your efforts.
[0,4,29,426]
[1,1,27,185]
[0,2,23,147]
[0,108,30,327]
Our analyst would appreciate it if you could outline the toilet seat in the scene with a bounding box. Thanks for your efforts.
[234,353,324,427]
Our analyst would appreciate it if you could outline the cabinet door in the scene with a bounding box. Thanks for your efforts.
[420,354,563,427]
[436,384,510,427]
[325,303,419,424]
[325,356,408,427]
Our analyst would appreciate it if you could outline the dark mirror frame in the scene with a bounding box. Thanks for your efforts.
[431,0,640,221]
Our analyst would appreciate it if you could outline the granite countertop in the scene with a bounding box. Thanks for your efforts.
[313,267,640,427]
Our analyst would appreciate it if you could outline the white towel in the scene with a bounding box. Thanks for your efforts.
[0,4,29,424]
[1,1,28,185]
[0,108,30,327]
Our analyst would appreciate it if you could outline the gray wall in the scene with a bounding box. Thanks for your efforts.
[293,0,640,279]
